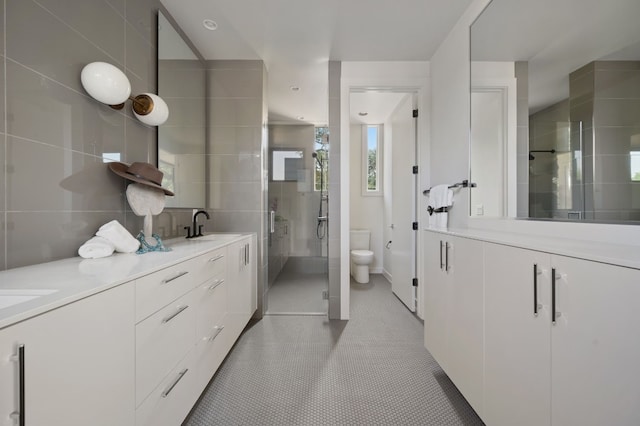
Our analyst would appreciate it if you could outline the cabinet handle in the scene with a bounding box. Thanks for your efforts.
[10,344,25,426]
[246,243,250,265]
[552,268,557,325]
[162,305,189,324]
[161,369,188,398]
[161,271,188,284]
[439,241,444,270]
[206,325,225,342]
[208,279,224,291]
[533,264,538,316]
[445,242,450,272]
[208,254,224,263]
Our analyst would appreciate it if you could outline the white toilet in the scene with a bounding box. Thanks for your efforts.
[350,229,374,283]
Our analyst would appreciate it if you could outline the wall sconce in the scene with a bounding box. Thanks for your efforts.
[80,62,169,126]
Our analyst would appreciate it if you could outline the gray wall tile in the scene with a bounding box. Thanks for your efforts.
[208,154,262,183]
[208,126,262,156]
[209,98,263,127]
[208,68,264,98]
[7,0,118,91]
[125,116,155,163]
[6,136,123,211]
[125,0,159,47]
[125,22,155,87]
[6,211,125,268]
[34,0,125,65]
[6,60,126,154]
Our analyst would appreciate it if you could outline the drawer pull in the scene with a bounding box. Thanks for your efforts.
[10,344,25,426]
[208,254,224,263]
[206,325,224,342]
[161,368,188,398]
[161,271,188,284]
[208,279,224,291]
[162,305,189,324]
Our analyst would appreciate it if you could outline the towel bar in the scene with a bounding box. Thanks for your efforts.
[423,179,476,195]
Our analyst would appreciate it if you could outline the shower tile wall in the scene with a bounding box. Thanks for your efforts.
[205,60,268,317]
[0,0,161,270]
[590,61,640,221]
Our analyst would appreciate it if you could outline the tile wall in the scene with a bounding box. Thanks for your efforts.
[0,0,163,270]
[328,61,342,319]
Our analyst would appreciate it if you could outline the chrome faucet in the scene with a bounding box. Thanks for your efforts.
[185,210,210,238]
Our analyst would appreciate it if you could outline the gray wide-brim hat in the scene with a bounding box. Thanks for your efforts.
[108,161,174,196]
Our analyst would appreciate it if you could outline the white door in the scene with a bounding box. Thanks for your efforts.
[390,94,417,311]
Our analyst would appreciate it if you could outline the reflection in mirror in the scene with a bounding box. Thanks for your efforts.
[471,0,640,223]
[270,149,305,182]
[158,11,206,208]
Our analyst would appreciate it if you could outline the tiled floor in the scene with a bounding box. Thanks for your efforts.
[184,274,484,426]
[266,257,328,315]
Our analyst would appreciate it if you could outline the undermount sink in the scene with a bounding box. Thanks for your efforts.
[199,233,244,241]
[0,289,58,310]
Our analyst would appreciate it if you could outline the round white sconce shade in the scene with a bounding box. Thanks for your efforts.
[133,93,169,126]
[81,62,131,105]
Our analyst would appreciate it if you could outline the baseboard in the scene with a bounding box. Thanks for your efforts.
[370,267,383,274]
[382,269,392,282]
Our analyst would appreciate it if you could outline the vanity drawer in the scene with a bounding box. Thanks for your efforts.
[136,256,201,323]
[195,274,227,339]
[135,348,199,426]
[190,247,227,287]
[194,316,231,392]
[136,291,196,406]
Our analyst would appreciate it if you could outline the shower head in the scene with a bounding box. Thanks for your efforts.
[312,151,324,168]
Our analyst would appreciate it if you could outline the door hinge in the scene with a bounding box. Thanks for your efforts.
[412,165,418,174]
[412,109,419,118]
[412,278,418,287]
[412,222,418,230]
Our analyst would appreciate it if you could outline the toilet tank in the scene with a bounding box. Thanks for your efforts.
[350,229,370,250]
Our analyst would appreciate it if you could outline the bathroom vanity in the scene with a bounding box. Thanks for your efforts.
[0,233,256,426]
[424,228,640,426]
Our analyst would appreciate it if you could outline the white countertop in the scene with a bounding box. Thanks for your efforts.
[425,227,640,270]
[0,233,252,330]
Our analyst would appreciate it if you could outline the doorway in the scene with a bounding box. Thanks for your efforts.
[349,90,419,312]
[266,125,329,315]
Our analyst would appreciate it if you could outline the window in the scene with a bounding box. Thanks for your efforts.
[271,149,304,181]
[631,151,640,181]
[362,124,382,195]
[314,127,328,192]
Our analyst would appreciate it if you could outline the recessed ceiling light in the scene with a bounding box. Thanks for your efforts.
[297,116,305,120]
[290,86,300,92]
[203,19,218,31]
[358,112,368,116]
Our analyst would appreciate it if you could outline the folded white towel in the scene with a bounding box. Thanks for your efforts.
[428,184,454,229]
[78,236,115,259]
[96,220,140,253]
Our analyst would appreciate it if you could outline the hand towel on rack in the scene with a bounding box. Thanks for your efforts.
[96,220,140,253]
[427,184,453,229]
[78,236,115,259]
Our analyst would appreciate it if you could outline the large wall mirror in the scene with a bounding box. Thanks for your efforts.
[470,0,640,223]
[158,10,206,208]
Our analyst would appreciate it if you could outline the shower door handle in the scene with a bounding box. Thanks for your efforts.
[270,211,275,233]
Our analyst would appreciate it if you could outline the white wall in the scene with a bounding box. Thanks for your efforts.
[383,121,393,278]
[430,0,640,244]
[350,124,384,273]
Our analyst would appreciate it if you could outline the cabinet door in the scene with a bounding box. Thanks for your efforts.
[551,256,640,426]
[423,233,449,369]
[484,243,551,426]
[446,236,484,416]
[226,236,257,338]
[0,283,135,426]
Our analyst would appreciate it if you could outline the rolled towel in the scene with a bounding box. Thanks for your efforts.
[96,220,140,253]
[78,236,115,259]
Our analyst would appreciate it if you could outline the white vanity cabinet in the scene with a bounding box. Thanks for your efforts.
[482,241,640,426]
[424,233,484,415]
[0,283,135,426]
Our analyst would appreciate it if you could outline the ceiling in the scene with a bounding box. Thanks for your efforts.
[160,0,473,126]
